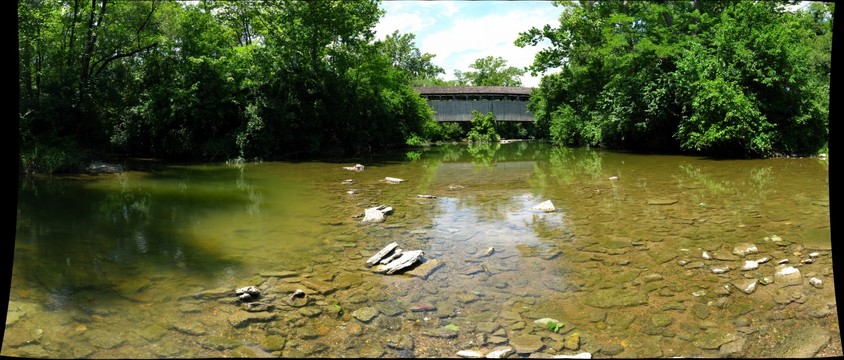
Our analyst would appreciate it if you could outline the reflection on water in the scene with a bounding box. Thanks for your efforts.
[5,142,838,358]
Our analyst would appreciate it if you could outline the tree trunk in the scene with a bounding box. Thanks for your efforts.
[80,0,108,104]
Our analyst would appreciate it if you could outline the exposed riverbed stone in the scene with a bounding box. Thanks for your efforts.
[774,265,803,286]
[734,279,758,294]
[767,326,830,357]
[719,337,746,357]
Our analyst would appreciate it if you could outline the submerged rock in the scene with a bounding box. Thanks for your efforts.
[732,243,758,257]
[584,288,648,308]
[351,307,379,322]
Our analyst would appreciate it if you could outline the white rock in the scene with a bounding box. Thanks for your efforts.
[770,235,782,242]
[777,266,799,276]
[385,177,404,183]
[609,176,618,181]
[777,259,789,265]
[711,266,730,274]
[735,279,757,294]
[531,200,556,212]
[456,350,484,358]
[774,265,803,286]
[702,251,711,260]
[485,348,515,358]
[554,353,592,359]
[809,277,823,288]
[809,252,820,258]
[362,205,393,223]
[756,257,770,264]
[741,260,759,271]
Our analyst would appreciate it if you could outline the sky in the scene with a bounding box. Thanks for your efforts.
[373,1,564,88]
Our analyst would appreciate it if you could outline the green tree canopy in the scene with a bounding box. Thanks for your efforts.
[516,0,831,157]
[454,55,526,87]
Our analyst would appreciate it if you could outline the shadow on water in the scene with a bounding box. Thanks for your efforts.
[14,166,256,310]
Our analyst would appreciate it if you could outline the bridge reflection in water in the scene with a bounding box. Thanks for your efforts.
[415,86,534,122]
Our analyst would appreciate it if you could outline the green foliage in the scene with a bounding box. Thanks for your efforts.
[517,0,831,157]
[455,56,525,86]
[378,30,445,81]
[546,321,565,333]
[467,111,501,143]
[19,0,445,172]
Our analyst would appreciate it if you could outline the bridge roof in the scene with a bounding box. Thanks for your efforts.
[414,86,533,96]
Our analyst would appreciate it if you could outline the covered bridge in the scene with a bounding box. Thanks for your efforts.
[415,86,534,122]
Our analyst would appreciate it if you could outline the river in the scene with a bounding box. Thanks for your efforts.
[4,141,839,358]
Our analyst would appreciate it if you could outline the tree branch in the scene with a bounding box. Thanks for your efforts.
[92,42,158,77]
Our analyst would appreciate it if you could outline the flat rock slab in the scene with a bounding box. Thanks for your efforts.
[647,199,678,205]
[404,258,443,279]
[692,331,738,350]
[774,265,803,286]
[510,334,545,353]
[584,288,648,308]
[352,307,380,322]
[769,326,830,357]
[228,312,278,328]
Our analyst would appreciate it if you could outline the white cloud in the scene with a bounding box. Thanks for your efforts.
[376,1,562,87]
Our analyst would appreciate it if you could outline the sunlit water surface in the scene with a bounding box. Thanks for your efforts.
[4,142,839,358]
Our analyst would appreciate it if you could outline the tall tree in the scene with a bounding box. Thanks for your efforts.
[378,30,444,84]
[458,55,525,87]
[516,0,830,157]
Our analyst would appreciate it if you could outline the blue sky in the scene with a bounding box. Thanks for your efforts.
[374,1,564,87]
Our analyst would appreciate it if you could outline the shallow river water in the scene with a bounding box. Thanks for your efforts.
[4,141,840,358]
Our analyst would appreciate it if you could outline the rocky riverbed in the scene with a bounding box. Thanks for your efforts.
[4,152,838,358]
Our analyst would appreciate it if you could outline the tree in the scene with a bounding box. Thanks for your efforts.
[458,56,525,86]
[516,0,830,157]
[377,30,444,84]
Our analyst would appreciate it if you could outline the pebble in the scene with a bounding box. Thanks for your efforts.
[777,259,789,265]
[554,353,592,359]
[456,350,484,358]
[711,266,730,274]
[809,277,823,288]
[702,251,711,260]
[809,252,820,258]
[741,260,758,271]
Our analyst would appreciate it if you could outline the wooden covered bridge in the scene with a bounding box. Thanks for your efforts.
[415,86,534,122]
